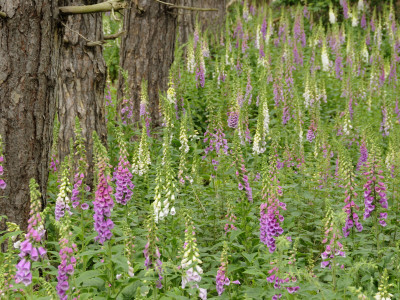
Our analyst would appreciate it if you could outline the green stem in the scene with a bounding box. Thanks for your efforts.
[108,240,115,296]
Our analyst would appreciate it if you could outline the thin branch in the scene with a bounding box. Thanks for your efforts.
[104,31,126,40]
[154,0,218,12]
[86,31,126,47]
[59,0,127,15]
[61,21,98,45]
[226,0,238,11]
[0,11,7,18]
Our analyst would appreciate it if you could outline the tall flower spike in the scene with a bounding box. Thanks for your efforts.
[132,125,151,176]
[122,218,136,278]
[143,213,163,289]
[338,146,363,237]
[362,143,388,226]
[56,207,78,300]
[178,113,190,185]
[180,210,206,299]
[55,156,72,221]
[71,118,89,210]
[0,135,5,190]
[140,80,151,136]
[113,129,134,205]
[93,132,114,244]
[216,241,240,296]
[1,222,20,294]
[260,144,286,253]
[320,200,346,269]
[153,132,177,222]
[15,179,47,286]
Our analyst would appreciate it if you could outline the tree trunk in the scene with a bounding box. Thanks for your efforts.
[118,0,178,125]
[57,0,107,185]
[177,0,226,45]
[0,0,64,230]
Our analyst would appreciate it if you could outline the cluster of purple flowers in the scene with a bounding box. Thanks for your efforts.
[227,111,239,128]
[267,266,300,299]
[260,199,285,253]
[236,163,253,202]
[224,212,238,234]
[203,126,229,157]
[196,65,205,88]
[0,155,5,189]
[50,154,59,172]
[215,262,240,296]
[93,157,114,244]
[356,141,368,170]
[120,97,134,125]
[15,181,47,286]
[342,189,363,237]
[143,241,163,289]
[321,241,346,268]
[306,120,317,142]
[71,170,89,210]
[363,167,388,226]
[56,239,77,300]
[113,151,134,205]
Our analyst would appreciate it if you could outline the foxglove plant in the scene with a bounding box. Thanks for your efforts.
[260,151,286,253]
[55,157,72,221]
[143,214,163,289]
[0,135,5,189]
[55,209,77,300]
[132,125,151,176]
[362,145,388,227]
[320,202,346,271]
[15,179,47,286]
[253,89,269,154]
[113,129,134,205]
[180,211,206,299]
[338,147,363,237]
[93,132,114,244]
[153,133,177,222]
[122,218,135,278]
[71,118,89,210]
[216,242,240,296]
[178,113,190,185]
[139,80,151,136]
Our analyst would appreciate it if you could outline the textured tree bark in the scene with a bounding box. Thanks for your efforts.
[177,0,226,45]
[0,0,64,230]
[57,0,107,186]
[118,0,178,125]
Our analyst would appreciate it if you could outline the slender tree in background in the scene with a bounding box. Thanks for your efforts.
[177,0,226,45]
[57,0,107,184]
[0,0,65,230]
[118,0,178,125]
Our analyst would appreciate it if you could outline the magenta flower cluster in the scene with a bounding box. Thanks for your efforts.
[71,168,89,210]
[260,190,286,253]
[15,204,47,285]
[93,157,114,244]
[363,167,388,226]
[216,262,240,296]
[227,111,239,128]
[113,152,134,205]
[203,126,229,157]
[0,156,5,189]
[56,239,77,300]
[342,189,363,237]
[267,266,300,299]
[321,242,346,268]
